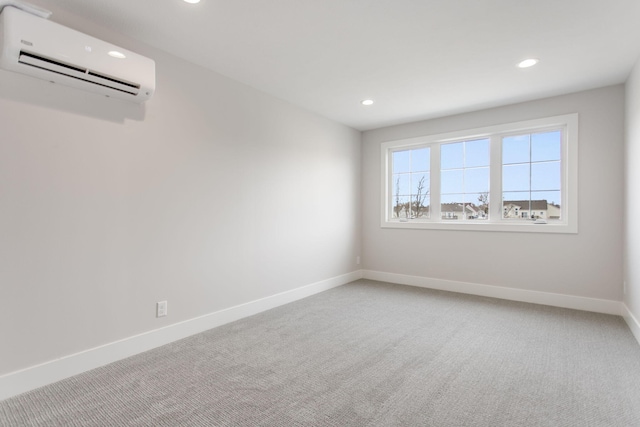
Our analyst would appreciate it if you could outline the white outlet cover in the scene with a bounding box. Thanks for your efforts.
[157,301,167,317]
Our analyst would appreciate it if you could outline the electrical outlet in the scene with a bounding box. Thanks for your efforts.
[356,256,361,265]
[157,300,168,317]
[623,281,627,296]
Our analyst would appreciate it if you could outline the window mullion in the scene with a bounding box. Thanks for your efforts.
[431,143,441,221]
[386,150,393,221]
[489,134,502,222]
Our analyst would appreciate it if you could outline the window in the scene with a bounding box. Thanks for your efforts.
[502,130,561,221]
[381,114,578,233]
[440,138,490,221]
[391,147,430,220]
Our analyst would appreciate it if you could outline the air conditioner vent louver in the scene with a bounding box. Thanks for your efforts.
[0,6,155,103]
[20,50,84,73]
[87,70,139,90]
[19,50,140,96]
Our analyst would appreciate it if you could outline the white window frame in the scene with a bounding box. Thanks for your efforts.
[380,114,578,233]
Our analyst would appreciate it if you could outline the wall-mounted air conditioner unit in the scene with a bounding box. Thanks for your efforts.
[0,6,155,103]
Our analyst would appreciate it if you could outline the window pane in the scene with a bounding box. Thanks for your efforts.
[465,138,490,167]
[502,190,561,221]
[391,147,432,222]
[464,167,489,193]
[441,142,464,169]
[440,139,490,221]
[393,150,411,173]
[503,135,530,164]
[501,129,563,222]
[441,169,463,194]
[531,161,561,191]
[441,194,462,204]
[413,197,430,219]
[531,191,561,219]
[441,201,463,220]
[475,192,490,219]
[412,148,430,172]
[532,131,561,162]
[502,164,530,192]
[502,196,530,219]
[502,192,531,202]
[502,191,531,219]
[393,174,410,196]
[411,173,429,194]
[392,195,410,218]
[531,191,561,208]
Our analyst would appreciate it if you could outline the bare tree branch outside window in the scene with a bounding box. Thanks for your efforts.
[412,176,428,218]
[394,177,403,218]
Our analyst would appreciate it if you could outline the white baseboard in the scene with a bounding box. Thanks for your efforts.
[622,304,640,346]
[0,270,363,402]
[363,270,623,316]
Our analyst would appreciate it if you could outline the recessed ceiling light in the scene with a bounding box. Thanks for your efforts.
[517,58,539,68]
[183,0,201,3]
[361,99,374,106]
[108,51,126,59]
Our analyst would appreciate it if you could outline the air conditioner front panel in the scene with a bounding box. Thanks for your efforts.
[0,6,155,102]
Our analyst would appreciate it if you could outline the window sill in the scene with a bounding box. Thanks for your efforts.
[381,220,577,234]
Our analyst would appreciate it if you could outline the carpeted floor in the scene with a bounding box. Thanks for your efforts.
[2,279,640,426]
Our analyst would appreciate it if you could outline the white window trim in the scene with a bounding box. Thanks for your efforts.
[380,113,578,234]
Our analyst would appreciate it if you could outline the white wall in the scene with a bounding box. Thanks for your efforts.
[362,86,624,302]
[624,59,640,337]
[0,5,361,376]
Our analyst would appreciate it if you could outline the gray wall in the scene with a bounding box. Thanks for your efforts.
[362,86,624,301]
[625,59,640,323]
[0,7,361,375]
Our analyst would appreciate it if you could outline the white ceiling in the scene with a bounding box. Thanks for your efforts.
[32,0,640,130]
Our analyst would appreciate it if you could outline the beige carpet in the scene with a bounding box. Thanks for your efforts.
[2,279,640,426]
